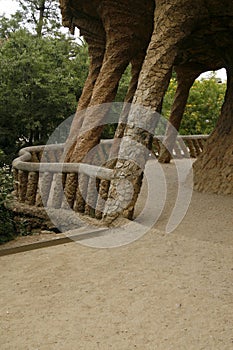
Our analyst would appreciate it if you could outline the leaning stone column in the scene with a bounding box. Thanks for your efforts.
[193,66,233,195]
[158,64,202,163]
[103,0,205,223]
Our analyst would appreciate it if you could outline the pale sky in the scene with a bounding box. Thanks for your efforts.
[0,0,18,17]
[0,0,227,81]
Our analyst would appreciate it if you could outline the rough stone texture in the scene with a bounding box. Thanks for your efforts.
[193,70,233,195]
[12,168,19,198]
[25,172,39,206]
[103,1,233,220]
[101,1,205,221]
[73,174,89,213]
[38,172,54,207]
[60,0,154,164]
[62,173,78,209]
[18,170,28,203]
[12,1,231,224]
[84,178,100,217]
[9,1,233,233]
[51,173,66,209]
[158,12,227,164]
[59,0,155,217]
[95,178,110,219]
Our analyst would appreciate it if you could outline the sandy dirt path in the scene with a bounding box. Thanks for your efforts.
[0,161,233,349]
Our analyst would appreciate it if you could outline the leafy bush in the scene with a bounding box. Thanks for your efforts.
[0,165,16,244]
[0,29,89,158]
[162,74,226,135]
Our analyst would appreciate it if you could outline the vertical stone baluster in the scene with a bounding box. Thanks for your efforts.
[85,177,100,217]
[31,151,39,163]
[13,168,19,198]
[48,148,57,163]
[177,137,189,158]
[62,172,78,209]
[51,173,66,209]
[197,138,204,151]
[38,172,54,207]
[186,139,196,158]
[74,174,89,213]
[26,171,39,205]
[95,178,110,219]
[38,150,43,162]
[193,139,201,156]
[173,140,182,158]
[18,170,28,203]
[55,148,64,162]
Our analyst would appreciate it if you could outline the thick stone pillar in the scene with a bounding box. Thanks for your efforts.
[193,67,233,195]
[103,1,206,223]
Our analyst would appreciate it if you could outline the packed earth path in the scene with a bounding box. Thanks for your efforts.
[1,161,233,350]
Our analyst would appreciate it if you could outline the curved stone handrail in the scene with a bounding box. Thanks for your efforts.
[172,135,208,139]
[13,144,114,180]
[12,135,209,173]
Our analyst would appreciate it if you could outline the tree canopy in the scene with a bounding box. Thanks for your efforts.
[1,28,88,151]
[0,0,62,38]
[162,74,226,135]
[0,1,89,164]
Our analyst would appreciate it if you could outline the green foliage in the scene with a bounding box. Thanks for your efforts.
[0,166,13,204]
[0,28,89,160]
[0,165,16,244]
[101,123,118,139]
[0,165,34,243]
[115,65,131,102]
[17,0,62,37]
[0,1,62,38]
[0,12,23,38]
[0,149,8,167]
[163,74,226,135]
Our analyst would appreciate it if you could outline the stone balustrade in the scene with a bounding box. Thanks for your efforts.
[10,135,208,223]
[152,134,208,158]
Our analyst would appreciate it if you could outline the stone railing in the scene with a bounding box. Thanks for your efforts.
[152,134,208,158]
[12,143,113,207]
[10,135,208,222]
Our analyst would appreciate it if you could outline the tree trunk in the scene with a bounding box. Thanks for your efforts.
[37,0,46,37]
[193,65,233,195]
